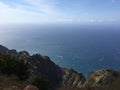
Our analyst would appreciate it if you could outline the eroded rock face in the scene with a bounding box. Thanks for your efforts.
[28,54,63,88]
[62,68,86,88]
[24,85,39,90]
[84,69,120,87]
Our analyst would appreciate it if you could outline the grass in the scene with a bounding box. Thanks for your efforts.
[0,75,28,90]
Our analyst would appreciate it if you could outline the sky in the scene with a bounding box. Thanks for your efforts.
[0,0,120,24]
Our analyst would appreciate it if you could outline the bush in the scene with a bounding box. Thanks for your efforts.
[0,54,30,80]
[31,77,49,90]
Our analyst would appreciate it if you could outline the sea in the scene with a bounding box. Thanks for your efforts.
[0,23,120,76]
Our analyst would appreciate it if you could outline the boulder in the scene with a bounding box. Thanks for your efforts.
[24,85,39,90]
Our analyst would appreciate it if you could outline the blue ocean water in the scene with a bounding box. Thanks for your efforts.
[0,24,120,76]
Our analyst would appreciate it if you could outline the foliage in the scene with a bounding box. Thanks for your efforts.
[31,76,49,90]
[0,53,30,80]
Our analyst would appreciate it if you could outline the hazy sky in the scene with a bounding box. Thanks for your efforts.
[0,0,120,24]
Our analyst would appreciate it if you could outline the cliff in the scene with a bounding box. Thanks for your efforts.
[0,44,120,90]
[61,68,85,88]
[84,69,120,87]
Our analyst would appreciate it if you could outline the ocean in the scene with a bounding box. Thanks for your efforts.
[0,24,120,76]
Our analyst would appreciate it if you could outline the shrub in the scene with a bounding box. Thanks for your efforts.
[0,54,30,80]
[31,76,49,90]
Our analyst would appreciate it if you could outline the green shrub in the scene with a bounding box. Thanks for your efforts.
[31,77,49,90]
[0,54,30,80]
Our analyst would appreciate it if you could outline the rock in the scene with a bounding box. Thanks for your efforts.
[0,44,9,53]
[18,51,30,60]
[19,51,29,57]
[9,49,17,55]
[24,85,39,90]
[28,54,63,88]
[62,68,86,88]
[84,69,120,87]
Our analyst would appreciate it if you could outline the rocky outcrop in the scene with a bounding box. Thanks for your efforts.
[0,45,9,53]
[84,69,120,88]
[27,54,63,88]
[61,68,86,88]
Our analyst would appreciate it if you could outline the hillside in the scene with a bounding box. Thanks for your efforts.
[0,44,120,90]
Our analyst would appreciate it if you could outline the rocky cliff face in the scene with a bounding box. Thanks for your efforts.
[0,44,120,89]
[61,68,86,88]
[0,45,9,53]
[84,69,120,88]
[28,54,62,88]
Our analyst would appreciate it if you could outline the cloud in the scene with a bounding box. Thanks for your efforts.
[0,0,62,23]
[22,0,58,14]
[0,0,119,24]
[0,0,73,24]
[0,2,39,23]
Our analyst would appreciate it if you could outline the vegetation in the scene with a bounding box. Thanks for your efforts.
[0,53,49,90]
[0,53,30,80]
[31,76,49,90]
